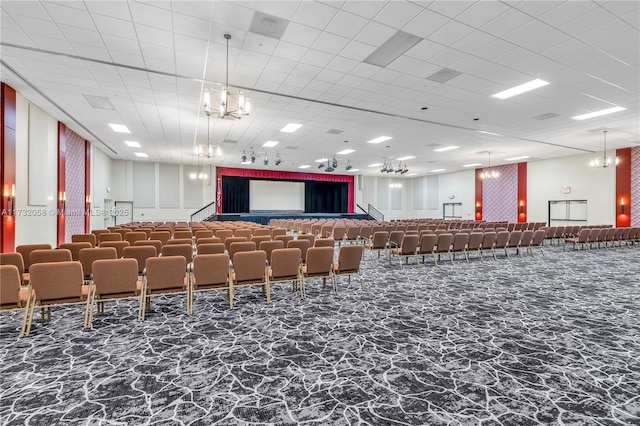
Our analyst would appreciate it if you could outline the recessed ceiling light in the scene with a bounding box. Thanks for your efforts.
[347,169,360,172]
[366,136,392,144]
[433,146,458,152]
[571,106,626,120]
[363,31,422,67]
[477,131,500,136]
[109,123,130,133]
[463,163,482,167]
[262,141,279,148]
[124,141,140,148]
[134,152,148,158]
[241,160,252,165]
[336,149,355,155]
[281,123,302,133]
[430,169,446,172]
[396,155,415,161]
[368,163,383,167]
[505,156,530,161]
[298,165,311,169]
[314,158,328,163]
[405,173,417,176]
[491,79,549,99]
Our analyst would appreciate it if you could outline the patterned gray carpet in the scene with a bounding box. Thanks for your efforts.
[1,243,639,425]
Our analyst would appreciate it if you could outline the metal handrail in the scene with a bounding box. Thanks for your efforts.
[190,201,216,222]
[367,203,384,222]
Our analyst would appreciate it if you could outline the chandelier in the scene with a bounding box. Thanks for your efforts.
[480,152,500,179]
[203,34,250,120]
[590,130,619,168]
[190,113,216,181]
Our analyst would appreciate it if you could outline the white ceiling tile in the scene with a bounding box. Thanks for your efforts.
[58,24,105,48]
[41,3,95,30]
[374,1,424,29]
[502,19,554,45]
[538,1,598,27]
[315,68,346,84]
[136,24,174,48]
[338,40,377,61]
[265,56,297,73]
[293,2,338,30]
[456,1,511,27]
[0,29,36,48]
[281,22,321,47]
[109,50,146,68]
[340,1,389,19]
[386,55,423,73]
[428,48,467,68]
[272,40,308,62]
[325,10,369,38]
[402,8,450,38]
[428,20,475,46]
[472,38,516,60]
[300,48,334,67]
[326,56,359,74]
[481,8,531,38]
[512,1,564,17]
[451,31,497,54]
[130,2,173,30]
[27,34,75,54]
[370,68,403,84]
[246,0,302,20]
[237,50,271,70]
[172,13,211,40]
[427,1,476,19]
[210,2,255,29]
[349,62,382,78]
[10,14,65,40]
[140,42,174,63]
[353,21,397,47]
[291,63,322,79]
[102,34,142,56]
[92,14,137,39]
[171,1,215,20]
[312,32,350,55]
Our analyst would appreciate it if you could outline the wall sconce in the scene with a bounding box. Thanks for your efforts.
[475,201,481,212]
[620,198,625,214]
[519,200,525,213]
[59,191,66,213]
[4,184,15,212]
[85,194,91,207]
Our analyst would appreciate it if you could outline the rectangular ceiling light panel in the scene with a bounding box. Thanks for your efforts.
[396,155,415,161]
[366,136,392,144]
[109,123,131,133]
[336,149,355,155]
[571,106,626,120]
[281,123,302,133]
[262,141,279,147]
[491,79,549,99]
[364,31,422,67]
[433,146,458,152]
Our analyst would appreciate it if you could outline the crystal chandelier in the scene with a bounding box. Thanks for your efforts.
[590,130,619,168]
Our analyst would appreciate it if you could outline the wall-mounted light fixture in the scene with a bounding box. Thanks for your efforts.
[59,191,66,213]
[4,184,15,213]
[620,198,625,215]
[86,194,91,207]
[519,200,525,213]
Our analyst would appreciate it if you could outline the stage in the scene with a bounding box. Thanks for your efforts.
[209,212,371,225]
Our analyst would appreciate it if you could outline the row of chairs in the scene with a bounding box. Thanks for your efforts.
[563,227,639,250]
[366,229,549,266]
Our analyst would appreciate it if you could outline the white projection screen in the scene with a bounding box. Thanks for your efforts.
[249,180,304,212]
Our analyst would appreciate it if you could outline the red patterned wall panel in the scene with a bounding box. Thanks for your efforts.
[481,164,518,223]
[631,147,640,227]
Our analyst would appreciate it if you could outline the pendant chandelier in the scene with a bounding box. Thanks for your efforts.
[590,130,619,168]
[190,114,213,181]
[203,34,250,120]
[480,152,499,179]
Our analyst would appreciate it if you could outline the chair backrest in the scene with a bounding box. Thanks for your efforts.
[370,231,389,249]
[71,233,97,247]
[123,245,157,274]
[160,244,193,263]
[435,233,454,252]
[99,241,130,257]
[531,229,546,246]
[194,230,214,243]
[336,245,363,273]
[234,229,253,239]
[270,248,302,280]
[173,230,192,240]
[0,252,26,281]
[451,233,468,252]
[274,235,293,246]
[287,239,310,262]
[197,243,226,255]
[145,256,187,291]
[196,237,222,246]
[399,235,420,255]
[388,231,405,247]
[507,230,522,247]
[125,231,147,245]
[59,242,93,261]
[520,230,534,246]
[228,241,257,261]
[90,229,110,241]
[250,235,271,246]
[259,240,285,263]
[113,229,130,239]
[467,232,484,250]
[138,228,153,238]
[31,249,72,265]
[481,232,496,248]
[149,231,171,245]
[134,239,162,254]
[224,236,248,252]
[418,233,438,254]
[296,234,315,246]
[331,226,346,240]
[345,226,360,240]
[79,247,118,277]
[494,231,510,248]
[98,233,123,243]
[232,250,267,284]
[252,228,271,237]
[270,228,287,239]
[92,258,139,297]
[16,244,52,271]
[359,226,372,240]
[215,229,235,243]
[166,238,193,247]
[29,261,84,303]
[0,265,22,308]
[304,246,334,276]
[193,254,230,288]
[314,238,335,248]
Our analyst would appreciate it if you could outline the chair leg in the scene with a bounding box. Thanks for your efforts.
[138,282,147,321]
[25,297,37,337]
[20,288,33,337]
[265,282,271,304]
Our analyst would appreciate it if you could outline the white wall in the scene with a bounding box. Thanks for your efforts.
[109,160,214,223]
[14,95,59,246]
[90,145,113,231]
[437,170,476,220]
[527,153,616,225]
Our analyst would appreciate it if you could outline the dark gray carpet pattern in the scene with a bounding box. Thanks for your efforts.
[1,244,639,425]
